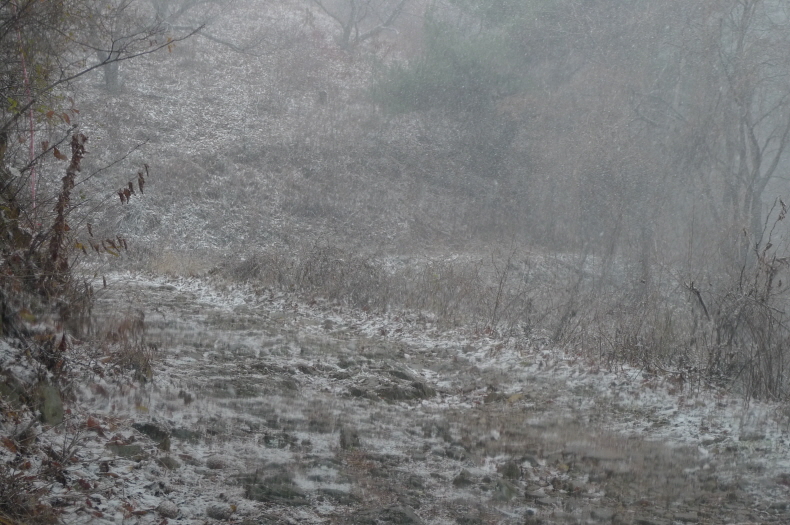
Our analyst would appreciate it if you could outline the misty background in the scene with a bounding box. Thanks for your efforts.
[5,0,790,400]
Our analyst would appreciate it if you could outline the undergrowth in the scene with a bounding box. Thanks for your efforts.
[211,222,790,402]
[0,131,153,524]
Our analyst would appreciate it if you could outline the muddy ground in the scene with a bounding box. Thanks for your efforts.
[64,274,790,524]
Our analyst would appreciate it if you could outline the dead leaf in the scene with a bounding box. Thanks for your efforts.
[53,147,68,161]
[85,416,106,437]
[1,437,18,453]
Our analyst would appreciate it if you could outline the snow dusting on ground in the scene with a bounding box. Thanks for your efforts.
[3,272,790,524]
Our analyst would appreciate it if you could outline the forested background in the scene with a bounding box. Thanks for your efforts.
[4,0,790,401]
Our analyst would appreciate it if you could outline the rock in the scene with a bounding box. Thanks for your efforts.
[158,435,171,451]
[410,381,436,399]
[105,443,145,459]
[349,387,368,397]
[206,455,227,469]
[445,445,469,461]
[156,456,180,470]
[263,432,296,448]
[388,366,415,381]
[206,503,234,520]
[340,426,361,450]
[493,479,520,502]
[319,488,359,505]
[406,474,424,489]
[156,500,179,519]
[484,392,506,404]
[376,381,435,402]
[133,422,170,442]
[453,469,474,488]
[241,514,282,525]
[634,519,667,525]
[350,505,423,525]
[242,473,308,506]
[171,427,201,443]
[37,382,63,425]
[148,480,173,496]
[673,511,698,523]
[498,460,521,480]
[308,417,332,433]
[590,508,616,521]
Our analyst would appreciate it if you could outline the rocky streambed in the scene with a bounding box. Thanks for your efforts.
[61,273,790,524]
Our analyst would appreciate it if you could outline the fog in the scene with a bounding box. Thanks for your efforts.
[6,2,790,522]
[65,0,790,400]
[5,0,790,398]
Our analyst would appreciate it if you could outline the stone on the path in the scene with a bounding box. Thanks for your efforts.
[206,455,228,469]
[673,511,698,523]
[157,456,180,470]
[452,469,473,488]
[156,500,178,519]
[206,503,234,520]
[133,421,170,442]
[350,505,423,525]
[498,460,520,480]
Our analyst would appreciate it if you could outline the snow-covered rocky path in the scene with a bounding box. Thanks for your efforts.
[58,272,790,524]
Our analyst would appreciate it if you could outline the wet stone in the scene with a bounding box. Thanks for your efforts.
[526,490,546,501]
[206,503,234,520]
[456,516,483,525]
[105,443,145,459]
[156,500,178,519]
[349,505,424,525]
[206,455,228,469]
[319,488,359,505]
[445,445,469,461]
[388,367,415,381]
[453,469,474,488]
[406,474,425,489]
[493,479,520,502]
[156,456,180,470]
[590,507,616,521]
[673,511,698,523]
[133,421,170,442]
[242,473,308,506]
[635,518,668,525]
[171,427,201,443]
[498,460,521,480]
[484,392,507,404]
[308,417,332,433]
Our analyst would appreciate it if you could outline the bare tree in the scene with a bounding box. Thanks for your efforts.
[73,0,202,92]
[642,1,790,260]
[311,0,410,50]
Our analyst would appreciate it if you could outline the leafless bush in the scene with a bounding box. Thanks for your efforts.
[98,310,155,383]
[699,237,790,400]
[555,207,790,400]
[221,245,538,333]
[0,463,58,524]
[296,245,388,309]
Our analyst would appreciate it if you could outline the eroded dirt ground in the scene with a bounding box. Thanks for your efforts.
[71,274,790,524]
